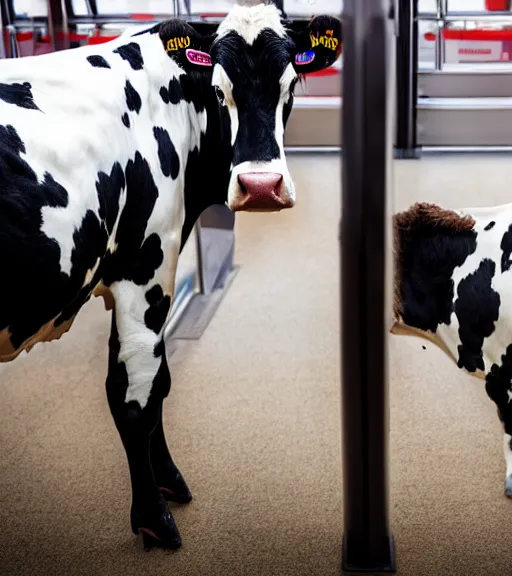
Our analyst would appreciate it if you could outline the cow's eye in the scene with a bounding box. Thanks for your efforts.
[214,86,226,106]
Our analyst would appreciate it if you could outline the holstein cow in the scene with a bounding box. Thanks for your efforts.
[392,201,512,499]
[0,2,342,551]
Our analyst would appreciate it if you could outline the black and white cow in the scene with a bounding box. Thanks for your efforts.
[0,2,342,551]
[392,201,512,499]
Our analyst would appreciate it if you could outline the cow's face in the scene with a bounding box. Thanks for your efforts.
[160,4,342,212]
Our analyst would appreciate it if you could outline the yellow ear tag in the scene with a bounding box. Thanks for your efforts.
[310,31,340,52]
[166,36,191,52]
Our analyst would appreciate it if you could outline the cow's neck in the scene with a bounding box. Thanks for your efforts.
[180,77,232,249]
[124,29,233,251]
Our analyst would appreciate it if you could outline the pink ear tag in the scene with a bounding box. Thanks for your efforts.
[186,49,212,67]
[295,50,316,66]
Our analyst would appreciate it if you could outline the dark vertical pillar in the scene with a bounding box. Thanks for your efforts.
[1,0,18,58]
[395,0,420,158]
[47,0,70,51]
[341,0,397,573]
[0,5,4,59]
[85,0,98,14]
[64,0,81,49]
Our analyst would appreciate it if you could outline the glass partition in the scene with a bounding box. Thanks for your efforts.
[8,0,342,97]
[419,19,437,69]
[447,0,505,11]
[14,0,46,15]
[71,0,176,15]
[419,0,512,69]
[66,0,342,17]
[417,0,512,148]
[419,0,437,12]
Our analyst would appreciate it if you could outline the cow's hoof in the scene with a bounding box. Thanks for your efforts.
[156,466,193,504]
[131,496,182,551]
[505,475,512,498]
[140,528,181,552]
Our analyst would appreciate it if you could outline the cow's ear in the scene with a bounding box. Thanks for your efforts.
[159,19,216,71]
[289,15,342,74]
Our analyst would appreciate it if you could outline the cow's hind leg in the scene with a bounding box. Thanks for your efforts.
[503,433,512,497]
[485,369,512,497]
[106,309,181,550]
[150,400,193,504]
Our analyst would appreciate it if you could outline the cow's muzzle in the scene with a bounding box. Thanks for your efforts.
[230,172,295,212]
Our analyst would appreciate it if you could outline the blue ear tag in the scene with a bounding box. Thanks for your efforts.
[295,50,316,66]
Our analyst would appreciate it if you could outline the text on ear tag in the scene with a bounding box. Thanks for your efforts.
[167,36,191,52]
[310,31,339,51]
[186,49,212,66]
[295,50,316,65]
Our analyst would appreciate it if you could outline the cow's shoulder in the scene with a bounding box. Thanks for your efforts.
[454,256,501,373]
[440,207,512,374]
[101,150,164,288]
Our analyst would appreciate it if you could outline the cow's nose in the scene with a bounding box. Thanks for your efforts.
[234,172,293,212]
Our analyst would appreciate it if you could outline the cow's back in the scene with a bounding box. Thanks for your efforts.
[400,203,512,376]
[444,206,512,374]
[0,43,132,362]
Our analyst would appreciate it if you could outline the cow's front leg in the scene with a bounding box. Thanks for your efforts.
[150,400,193,504]
[106,309,181,551]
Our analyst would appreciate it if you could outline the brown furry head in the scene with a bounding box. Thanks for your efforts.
[392,202,476,324]
[393,202,476,236]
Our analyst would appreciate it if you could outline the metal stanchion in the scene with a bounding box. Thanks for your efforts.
[341,0,397,572]
[0,19,4,58]
[47,0,70,51]
[0,0,7,59]
[435,0,447,71]
[1,0,19,58]
[85,0,98,15]
[395,0,420,159]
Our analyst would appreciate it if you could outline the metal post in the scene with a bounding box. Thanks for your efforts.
[435,0,447,70]
[195,206,235,296]
[173,0,180,17]
[395,0,420,158]
[164,206,236,341]
[341,0,397,572]
[47,0,70,51]
[0,18,4,58]
[85,0,98,15]
[1,0,19,58]
[0,0,7,59]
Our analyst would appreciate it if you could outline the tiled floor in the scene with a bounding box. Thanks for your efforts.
[1,154,512,575]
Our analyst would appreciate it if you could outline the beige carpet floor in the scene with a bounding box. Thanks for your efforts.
[1,154,512,575]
